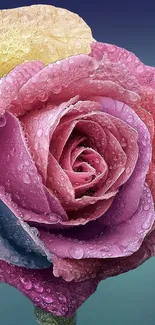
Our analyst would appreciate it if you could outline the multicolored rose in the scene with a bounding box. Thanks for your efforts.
[0,4,155,318]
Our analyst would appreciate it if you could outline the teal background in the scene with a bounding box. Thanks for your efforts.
[1,0,155,324]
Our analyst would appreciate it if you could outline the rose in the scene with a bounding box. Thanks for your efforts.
[0,40,155,317]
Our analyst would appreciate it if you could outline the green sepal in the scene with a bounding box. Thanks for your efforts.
[35,307,77,325]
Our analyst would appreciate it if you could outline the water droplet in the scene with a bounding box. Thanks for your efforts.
[31,227,39,236]
[37,129,43,137]
[61,63,69,72]
[49,214,59,222]
[143,204,150,211]
[57,293,67,304]
[0,115,6,127]
[23,212,32,220]
[75,42,82,49]
[127,114,133,123]
[120,137,127,148]
[18,164,24,171]
[20,278,32,290]
[42,293,54,304]
[23,173,31,184]
[136,65,144,73]
[129,92,139,102]
[25,160,29,166]
[68,57,75,64]
[142,220,151,230]
[52,86,62,94]
[10,255,19,263]
[69,247,84,259]
[34,283,44,293]
[100,245,111,252]
[10,148,15,156]
[126,167,131,174]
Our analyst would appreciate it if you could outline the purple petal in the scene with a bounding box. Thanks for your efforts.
[96,97,151,226]
[0,261,98,317]
[39,184,155,259]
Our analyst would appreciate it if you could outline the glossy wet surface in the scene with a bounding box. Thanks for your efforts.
[0,258,155,325]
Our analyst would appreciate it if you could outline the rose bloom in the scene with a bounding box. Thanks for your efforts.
[0,42,155,316]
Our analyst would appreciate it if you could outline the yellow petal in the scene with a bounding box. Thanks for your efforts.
[0,4,93,77]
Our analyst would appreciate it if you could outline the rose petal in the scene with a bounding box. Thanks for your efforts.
[47,154,74,207]
[53,255,102,282]
[39,184,155,259]
[65,148,108,197]
[53,226,155,283]
[96,97,151,226]
[16,54,142,113]
[0,186,51,268]
[90,42,155,114]
[90,41,155,200]
[21,96,78,182]
[0,261,98,317]
[11,55,98,114]
[0,112,67,220]
[0,61,44,115]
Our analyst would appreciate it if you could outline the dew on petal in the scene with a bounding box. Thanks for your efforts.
[69,247,84,259]
[23,173,31,184]
[34,283,44,293]
[143,204,150,211]
[20,278,32,290]
[42,293,54,304]
[37,129,43,137]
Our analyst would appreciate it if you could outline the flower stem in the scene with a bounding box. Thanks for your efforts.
[35,307,77,325]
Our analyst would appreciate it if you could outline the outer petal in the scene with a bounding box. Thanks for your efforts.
[53,225,155,283]
[0,111,67,220]
[39,184,155,259]
[89,41,155,199]
[90,42,155,115]
[0,187,51,268]
[13,54,142,114]
[53,255,102,282]
[96,97,151,226]
[0,260,98,317]
[0,61,45,115]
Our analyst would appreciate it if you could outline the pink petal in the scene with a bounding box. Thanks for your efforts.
[0,61,44,116]
[53,225,155,283]
[21,97,78,182]
[47,154,74,208]
[66,149,108,198]
[97,97,151,226]
[0,112,49,213]
[11,55,98,113]
[39,184,155,259]
[90,41,155,114]
[0,261,98,317]
[0,112,67,220]
[16,54,141,112]
[89,42,155,200]
[53,255,102,282]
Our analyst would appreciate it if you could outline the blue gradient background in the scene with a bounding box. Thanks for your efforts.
[1,1,155,324]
